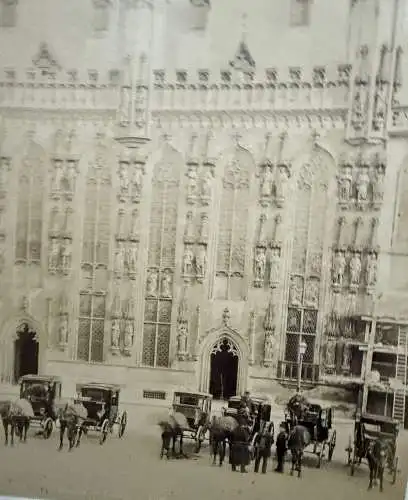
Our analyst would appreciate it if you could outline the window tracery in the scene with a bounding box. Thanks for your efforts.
[77,154,112,363]
[142,158,180,367]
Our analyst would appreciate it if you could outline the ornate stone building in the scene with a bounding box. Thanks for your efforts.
[0,0,408,413]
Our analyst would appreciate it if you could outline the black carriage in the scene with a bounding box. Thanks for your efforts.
[75,383,127,445]
[223,395,275,455]
[172,391,212,452]
[346,412,399,484]
[19,374,62,439]
[285,401,336,467]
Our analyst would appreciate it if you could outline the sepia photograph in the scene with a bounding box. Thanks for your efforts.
[0,0,408,498]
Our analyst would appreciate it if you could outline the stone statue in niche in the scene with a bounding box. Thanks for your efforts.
[146,268,158,296]
[254,248,266,284]
[61,241,71,272]
[177,323,188,358]
[366,253,378,287]
[124,321,134,349]
[356,167,370,204]
[118,164,129,195]
[184,211,195,241]
[183,246,194,275]
[275,165,290,204]
[325,341,336,367]
[338,165,353,202]
[130,208,139,238]
[373,166,385,205]
[187,166,198,200]
[127,243,138,273]
[342,343,352,370]
[62,208,73,235]
[111,320,120,349]
[59,316,68,345]
[264,327,276,362]
[289,278,303,306]
[269,248,281,288]
[332,250,346,286]
[114,243,125,273]
[261,165,273,198]
[304,280,319,308]
[199,213,209,243]
[52,159,64,192]
[116,210,125,238]
[64,160,77,193]
[201,169,213,203]
[351,90,364,131]
[131,166,144,197]
[349,252,362,286]
[195,245,207,277]
[49,239,60,270]
[161,271,172,297]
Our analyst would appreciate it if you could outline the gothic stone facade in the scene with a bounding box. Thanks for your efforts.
[0,0,408,401]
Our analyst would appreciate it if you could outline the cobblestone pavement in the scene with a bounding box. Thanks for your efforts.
[0,421,406,500]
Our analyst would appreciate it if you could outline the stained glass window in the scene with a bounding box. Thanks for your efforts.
[142,160,179,367]
[76,164,111,363]
[15,157,44,263]
[215,157,250,300]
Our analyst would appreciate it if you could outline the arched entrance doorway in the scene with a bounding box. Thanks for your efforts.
[209,337,239,401]
[14,323,39,382]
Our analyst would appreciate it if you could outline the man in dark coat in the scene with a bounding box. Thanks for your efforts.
[229,424,250,473]
[275,422,288,473]
[253,423,274,474]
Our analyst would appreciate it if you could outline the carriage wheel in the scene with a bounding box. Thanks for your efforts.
[350,449,357,476]
[392,456,398,485]
[118,412,127,438]
[249,432,258,461]
[317,443,325,469]
[194,425,205,453]
[345,435,353,466]
[43,418,53,439]
[328,430,336,462]
[99,419,109,445]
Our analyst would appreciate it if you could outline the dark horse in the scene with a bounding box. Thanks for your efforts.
[0,400,32,446]
[159,414,185,459]
[367,439,392,492]
[57,403,86,451]
[288,425,311,478]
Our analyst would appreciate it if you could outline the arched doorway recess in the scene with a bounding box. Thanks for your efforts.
[13,323,39,382]
[209,338,239,400]
[199,327,249,398]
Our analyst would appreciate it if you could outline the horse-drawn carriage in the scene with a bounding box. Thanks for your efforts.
[223,394,275,455]
[19,374,62,439]
[74,383,127,445]
[346,412,399,484]
[285,394,336,468]
[171,391,212,453]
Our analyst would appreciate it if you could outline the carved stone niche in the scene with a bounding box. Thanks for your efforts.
[365,250,378,295]
[259,161,274,207]
[0,157,11,199]
[274,162,291,208]
[184,210,195,244]
[115,208,126,241]
[270,213,283,248]
[130,160,145,204]
[348,249,362,293]
[253,247,266,288]
[337,154,354,210]
[331,248,346,292]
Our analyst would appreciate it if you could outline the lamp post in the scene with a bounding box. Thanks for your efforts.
[297,339,307,393]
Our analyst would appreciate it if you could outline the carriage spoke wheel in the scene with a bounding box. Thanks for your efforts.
[118,412,127,438]
[43,418,53,439]
[345,435,353,466]
[328,430,336,462]
[350,449,357,476]
[392,456,398,485]
[99,419,109,445]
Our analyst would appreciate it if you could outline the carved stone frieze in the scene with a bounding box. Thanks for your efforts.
[48,238,71,276]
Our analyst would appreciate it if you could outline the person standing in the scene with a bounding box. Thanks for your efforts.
[253,423,274,474]
[275,422,288,473]
[230,424,250,473]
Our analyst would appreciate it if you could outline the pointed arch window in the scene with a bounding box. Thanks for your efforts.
[77,161,112,363]
[214,156,250,300]
[142,157,180,367]
[284,159,331,378]
[15,154,45,264]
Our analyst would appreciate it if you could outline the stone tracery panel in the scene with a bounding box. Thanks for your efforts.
[15,147,45,264]
[77,151,112,363]
[214,150,252,300]
[284,153,333,369]
[142,152,180,368]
